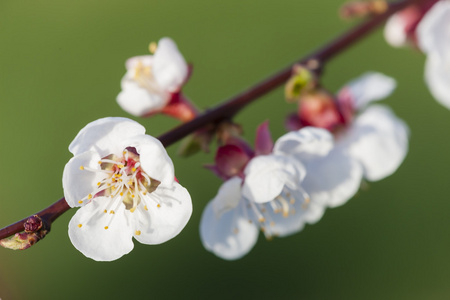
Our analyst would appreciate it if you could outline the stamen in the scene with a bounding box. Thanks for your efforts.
[78,224,82,228]
[78,200,83,204]
[104,226,109,230]
[249,201,265,223]
[276,195,290,218]
[135,230,141,236]
[149,42,157,54]
[79,166,84,170]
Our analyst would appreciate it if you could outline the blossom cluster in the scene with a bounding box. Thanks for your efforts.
[200,72,409,259]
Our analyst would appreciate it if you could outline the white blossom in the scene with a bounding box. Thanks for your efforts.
[116,38,188,117]
[63,117,192,261]
[200,127,332,260]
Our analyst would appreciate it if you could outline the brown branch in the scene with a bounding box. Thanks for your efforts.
[0,0,432,241]
[158,0,431,147]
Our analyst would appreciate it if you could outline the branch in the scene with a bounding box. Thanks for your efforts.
[158,0,430,147]
[0,0,431,242]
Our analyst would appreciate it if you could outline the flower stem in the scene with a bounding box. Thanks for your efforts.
[0,0,433,241]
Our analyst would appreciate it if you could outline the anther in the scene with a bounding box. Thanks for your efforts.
[104,226,109,230]
[78,224,82,228]
[79,166,84,170]
[157,204,161,208]
[149,42,157,54]
[78,200,83,204]
[135,230,141,236]
[130,207,136,213]
[103,209,107,213]
[144,205,148,211]
[109,210,115,214]
[88,194,93,200]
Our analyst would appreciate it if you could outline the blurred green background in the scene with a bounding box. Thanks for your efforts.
[1,0,449,299]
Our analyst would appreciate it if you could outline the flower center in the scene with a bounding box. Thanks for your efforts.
[231,186,311,240]
[133,60,161,94]
[79,147,160,213]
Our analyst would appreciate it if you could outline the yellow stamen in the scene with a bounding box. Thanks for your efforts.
[109,210,115,214]
[78,200,83,204]
[135,230,141,236]
[149,42,157,54]
[103,209,107,213]
[130,207,136,213]
[132,167,136,172]
[104,226,109,230]
[78,224,82,228]
[79,166,84,170]
[157,204,161,208]
[88,194,93,200]
[144,205,148,211]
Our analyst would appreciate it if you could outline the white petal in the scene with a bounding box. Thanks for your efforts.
[424,53,450,109]
[133,182,192,245]
[384,13,408,48]
[417,1,450,55]
[117,83,168,117]
[68,199,134,261]
[273,127,334,161]
[153,37,188,92]
[302,148,363,208]
[211,177,243,216]
[340,105,409,181]
[62,151,103,208]
[200,182,258,260]
[242,155,304,204]
[69,117,146,157]
[341,72,396,110]
[124,134,175,187]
